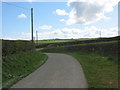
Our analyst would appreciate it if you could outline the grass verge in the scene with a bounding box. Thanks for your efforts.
[66,52,118,88]
[2,51,48,88]
[42,51,118,88]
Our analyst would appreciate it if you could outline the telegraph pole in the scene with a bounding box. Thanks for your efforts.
[36,30,38,45]
[31,8,34,42]
[100,30,101,38]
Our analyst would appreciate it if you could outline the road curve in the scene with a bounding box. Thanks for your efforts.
[11,53,88,88]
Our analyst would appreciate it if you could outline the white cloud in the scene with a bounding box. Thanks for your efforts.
[27,0,33,2]
[39,25,52,30]
[57,0,119,25]
[18,14,27,18]
[55,9,69,16]
[60,19,65,22]
[21,26,118,40]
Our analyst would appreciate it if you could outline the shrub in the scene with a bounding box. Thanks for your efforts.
[2,40,35,56]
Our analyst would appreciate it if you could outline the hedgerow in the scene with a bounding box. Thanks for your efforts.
[2,40,35,56]
[36,36,119,48]
[42,41,118,57]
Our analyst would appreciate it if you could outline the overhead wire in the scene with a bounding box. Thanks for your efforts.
[3,2,30,11]
[2,2,34,41]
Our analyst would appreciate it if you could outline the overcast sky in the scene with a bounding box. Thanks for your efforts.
[2,0,119,40]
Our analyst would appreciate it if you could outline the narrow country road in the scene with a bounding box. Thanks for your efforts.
[11,53,88,88]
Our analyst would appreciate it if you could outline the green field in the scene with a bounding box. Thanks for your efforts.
[35,38,96,44]
[2,51,48,88]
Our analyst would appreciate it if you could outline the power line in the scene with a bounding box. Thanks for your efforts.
[3,2,30,11]
[3,2,34,42]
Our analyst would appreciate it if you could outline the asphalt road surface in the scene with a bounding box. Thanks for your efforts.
[11,53,88,88]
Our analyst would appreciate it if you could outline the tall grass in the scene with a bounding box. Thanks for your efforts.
[2,51,48,88]
[67,52,118,88]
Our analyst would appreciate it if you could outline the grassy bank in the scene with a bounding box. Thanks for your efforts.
[2,51,48,88]
[67,52,118,88]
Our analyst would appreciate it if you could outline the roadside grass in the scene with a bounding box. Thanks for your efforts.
[42,51,118,88]
[67,53,118,88]
[2,51,48,88]
[66,52,118,88]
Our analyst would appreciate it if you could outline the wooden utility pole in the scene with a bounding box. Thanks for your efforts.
[36,30,38,45]
[31,8,34,42]
[100,31,101,38]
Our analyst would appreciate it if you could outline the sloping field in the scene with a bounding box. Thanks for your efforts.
[36,36,119,48]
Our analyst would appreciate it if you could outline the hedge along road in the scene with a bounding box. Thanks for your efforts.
[11,53,88,88]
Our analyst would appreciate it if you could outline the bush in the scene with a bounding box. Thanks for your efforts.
[2,40,35,56]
